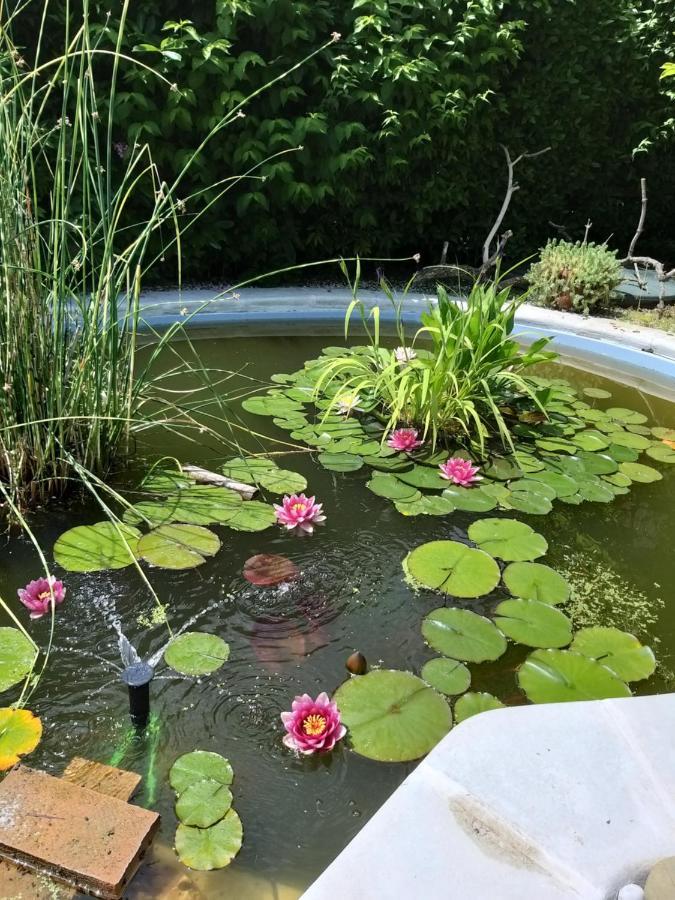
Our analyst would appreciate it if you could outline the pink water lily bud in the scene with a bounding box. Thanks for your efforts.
[387,428,424,453]
[274,493,326,535]
[18,576,66,619]
[281,692,346,755]
[439,457,482,486]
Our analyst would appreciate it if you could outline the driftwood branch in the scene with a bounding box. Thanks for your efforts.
[619,178,675,310]
[419,145,550,285]
[181,464,257,500]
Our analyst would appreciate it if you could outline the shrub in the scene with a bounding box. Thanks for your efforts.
[526,240,622,313]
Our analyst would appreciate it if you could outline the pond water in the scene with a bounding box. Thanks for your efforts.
[1,334,674,899]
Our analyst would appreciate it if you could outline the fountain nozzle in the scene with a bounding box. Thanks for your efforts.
[121,661,154,729]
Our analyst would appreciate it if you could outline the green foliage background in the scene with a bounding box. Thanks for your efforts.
[23,0,675,279]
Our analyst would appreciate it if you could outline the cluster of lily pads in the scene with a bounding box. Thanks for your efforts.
[51,458,307,573]
[243,355,675,517]
[170,750,243,871]
[407,521,655,716]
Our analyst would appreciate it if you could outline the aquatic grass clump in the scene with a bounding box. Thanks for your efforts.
[313,268,557,453]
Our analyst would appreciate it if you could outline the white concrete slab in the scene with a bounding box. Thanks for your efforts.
[301,695,675,900]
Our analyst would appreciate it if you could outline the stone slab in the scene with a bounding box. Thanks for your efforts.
[302,694,675,900]
[0,766,159,900]
[61,757,141,801]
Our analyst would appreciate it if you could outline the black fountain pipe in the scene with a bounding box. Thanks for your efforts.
[121,661,154,728]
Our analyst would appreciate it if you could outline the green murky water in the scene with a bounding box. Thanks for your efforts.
[1,334,674,899]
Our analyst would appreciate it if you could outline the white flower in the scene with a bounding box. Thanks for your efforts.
[336,392,361,416]
[394,346,416,365]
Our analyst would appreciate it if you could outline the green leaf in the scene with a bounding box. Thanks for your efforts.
[54,522,141,572]
[333,669,452,762]
[570,627,656,682]
[468,518,547,562]
[606,407,647,425]
[221,456,278,482]
[645,444,675,464]
[518,649,631,703]
[396,465,449,490]
[618,462,663,483]
[170,750,234,794]
[608,431,651,450]
[175,778,233,827]
[506,489,553,516]
[422,608,507,663]
[494,599,572,648]
[441,485,498,512]
[257,469,307,495]
[0,708,42,770]
[573,431,609,452]
[138,524,220,569]
[242,395,304,416]
[420,657,471,696]
[164,632,230,676]
[394,495,455,516]
[405,540,500,598]
[318,452,364,472]
[0,628,37,693]
[503,562,570,605]
[125,487,242,528]
[526,470,578,497]
[454,692,505,724]
[582,388,612,399]
[223,501,276,532]
[367,474,421,501]
[175,809,243,870]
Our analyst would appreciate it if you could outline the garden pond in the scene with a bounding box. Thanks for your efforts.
[2,333,675,899]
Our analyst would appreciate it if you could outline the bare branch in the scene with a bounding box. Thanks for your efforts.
[482,145,551,267]
[549,220,574,242]
[620,179,674,310]
[628,178,647,259]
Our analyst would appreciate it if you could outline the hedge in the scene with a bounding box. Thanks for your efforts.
[17,0,675,280]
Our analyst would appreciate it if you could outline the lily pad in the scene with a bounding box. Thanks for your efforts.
[507,479,556,500]
[242,395,303,416]
[607,443,639,462]
[576,452,618,475]
[396,466,449,490]
[138,524,220,570]
[526,470,578,497]
[421,658,471,696]
[506,490,553,516]
[394,495,455,517]
[608,431,651,450]
[0,708,42,770]
[518,649,631,703]
[170,751,234,794]
[333,669,452,762]
[618,462,663,483]
[54,522,141,572]
[645,444,675,463]
[468,519,547,562]
[176,779,233,827]
[454,692,505,724]
[224,501,276,532]
[367,474,420,501]
[0,628,37,694]
[318,452,364,472]
[441,485,497,512]
[243,554,300,586]
[576,478,615,503]
[503,562,571,605]
[257,469,308,495]
[405,540,500,598]
[494,599,572,649]
[175,809,243,870]
[221,456,278,482]
[606,407,647,425]
[422,608,507,663]
[125,487,242,528]
[570,627,656,682]
[573,431,610,452]
[582,387,612,399]
[484,458,523,481]
[164,632,230,676]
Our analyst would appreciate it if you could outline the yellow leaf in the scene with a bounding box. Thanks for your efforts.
[0,708,42,771]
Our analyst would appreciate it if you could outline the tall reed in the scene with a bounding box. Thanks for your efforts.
[0,0,336,510]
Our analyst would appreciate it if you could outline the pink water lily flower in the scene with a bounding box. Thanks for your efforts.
[439,457,482,486]
[281,692,346,755]
[387,428,424,453]
[18,576,66,619]
[274,493,326,534]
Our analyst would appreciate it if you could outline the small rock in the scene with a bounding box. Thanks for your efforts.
[346,651,368,675]
[618,884,644,900]
[645,857,675,899]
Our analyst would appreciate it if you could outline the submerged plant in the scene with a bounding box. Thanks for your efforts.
[281,692,346,755]
[274,493,326,535]
[18,576,65,619]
